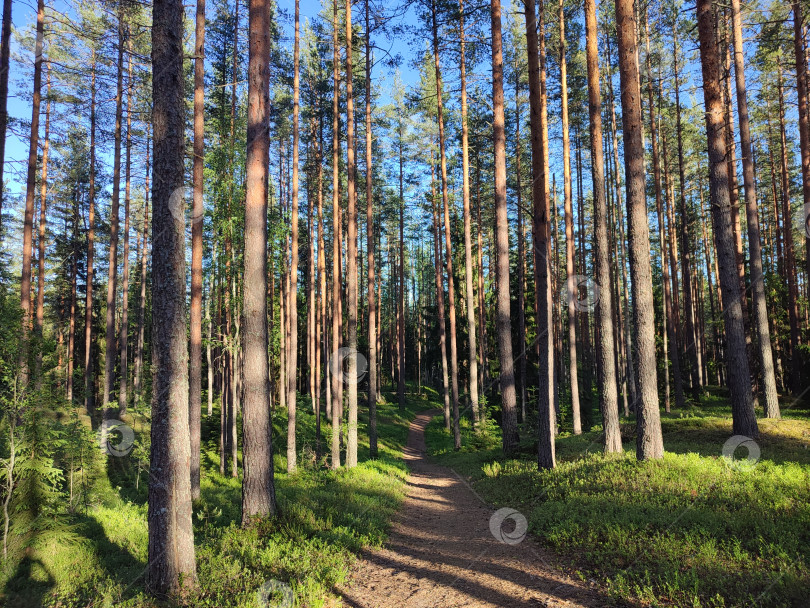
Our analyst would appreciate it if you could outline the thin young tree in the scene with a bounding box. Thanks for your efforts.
[84,51,98,415]
[365,0,378,457]
[584,0,621,453]
[287,0,300,474]
[431,0,460,450]
[491,0,519,455]
[524,0,555,468]
[330,0,342,470]
[103,13,125,412]
[345,0,359,469]
[732,0,779,418]
[241,0,278,521]
[118,38,133,413]
[146,0,197,593]
[0,0,11,232]
[695,0,758,439]
[19,0,45,385]
[613,0,663,460]
[189,0,206,499]
[558,0,581,434]
[459,0,479,427]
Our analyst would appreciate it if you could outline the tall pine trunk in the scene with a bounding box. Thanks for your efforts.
[118,42,133,414]
[490,0,519,456]
[330,0,342,470]
[103,14,125,412]
[696,0,758,439]
[613,0,663,460]
[19,0,45,386]
[345,0,359,468]
[146,0,197,592]
[85,53,97,415]
[558,0,581,434]
[732,0,779,418]
[287,0,300,473]
[432,0,460,450]
[583,0,621,453]
[241,0,278,521]
[189,0,205,499]
[459,0,479,427]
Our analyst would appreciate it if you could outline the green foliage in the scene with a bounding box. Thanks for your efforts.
[0,393,424,607]
[426,398,810,608]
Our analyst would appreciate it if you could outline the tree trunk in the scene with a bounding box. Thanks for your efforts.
[515,72,527,424]
[613,0,663,459]
[146,0,197,592]
[34,65,50,384]
[459,0,479,428]
[432,159,451,431]
[19,0,45,386]
[134,134,149,404]
[0,0,11,232]
[558,0,581,434]
[189,0,206,499]
[118,42,133,415]
[583,0,621,453]
[732,0,779,418]
[776,62,801,397]
[432,0,460,450]
[673,26,701,396]
[365,0,377,428]
[696,0,758,439]
[647,51,685,410]
[524,0,555,467]
[793,0,810,393]
[345,0,359,469]
[286,0,300,474]
[491,0,519,456]
[103,14,125,412]
[330,0,342,470]
[85,53,98,415]
[241,0,278,521]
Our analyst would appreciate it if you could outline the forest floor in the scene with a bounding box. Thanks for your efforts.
[424,387,810,608]
[338,408,608,607]
[0,390,428,608]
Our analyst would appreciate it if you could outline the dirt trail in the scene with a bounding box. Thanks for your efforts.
[338,409,609,608]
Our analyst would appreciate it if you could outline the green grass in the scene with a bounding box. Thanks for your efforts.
[0,388,431,607]
[426,390,810,608]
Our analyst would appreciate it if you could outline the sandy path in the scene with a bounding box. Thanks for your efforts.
[338,409,610,608]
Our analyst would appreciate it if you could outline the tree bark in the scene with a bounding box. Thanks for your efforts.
[103,14,125,411]
[34,64,50,383]
[287,0,300,473]
[0,0,11,232]
[118,40,133,415]
[84,52,98,415]
[134,134,149,403]
[147,0,197,592]
[558,0,581,434]
[673,26,701,396]
[432,158,451,431]
[732,0,779,418]
[19,0,45,386]
[524,0,555,468]
[696,0,758,438]
[330,0,342,470]
[241,0,278,521]
[345,0,359,469]
[189,0,206,499]
[793,0,810,393]
[583,0,621,453]
[432,0,460,450]
[491,0,519,456]
[459,0,479,428]
[648,63,685,411]
[613,0,663,459]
